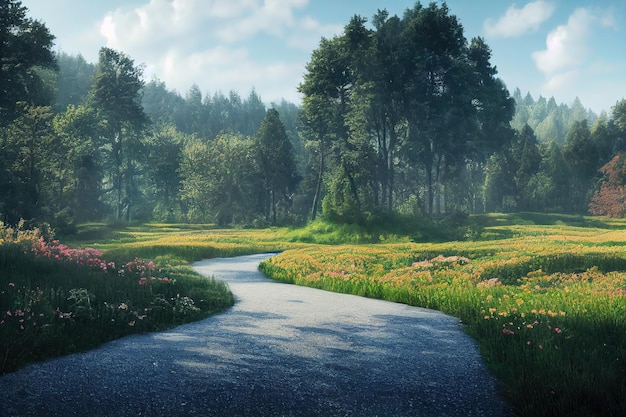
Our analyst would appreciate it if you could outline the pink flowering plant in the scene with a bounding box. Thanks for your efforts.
[0,222,233,374]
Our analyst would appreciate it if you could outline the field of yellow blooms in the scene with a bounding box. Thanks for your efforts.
[260,216,626,417]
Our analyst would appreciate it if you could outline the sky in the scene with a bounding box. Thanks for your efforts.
[20,0,626,114]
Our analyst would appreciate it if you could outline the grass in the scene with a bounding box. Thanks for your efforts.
[2,216,625,416]
[259,214,626,417]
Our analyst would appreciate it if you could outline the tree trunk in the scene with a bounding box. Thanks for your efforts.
[310,144,325,221]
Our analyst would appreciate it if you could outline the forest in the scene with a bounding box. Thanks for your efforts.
[2,0,626,233]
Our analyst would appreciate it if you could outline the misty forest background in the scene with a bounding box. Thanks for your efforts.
[2,1,626,235]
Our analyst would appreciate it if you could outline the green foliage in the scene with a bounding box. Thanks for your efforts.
[255,108,299,224]
[0,0,57,125]
[0,225,234,374]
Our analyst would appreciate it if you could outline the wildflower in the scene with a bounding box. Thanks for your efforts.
[502,328,515,335]
[138,277,148,286]
[6,311,12,317]
[527,340,532,345]
[538,344,543,349]
[8,282,15,287]
[119,303,128,310]
[488,308,497,314]
[554,328,562,334]
[128,321,135,326]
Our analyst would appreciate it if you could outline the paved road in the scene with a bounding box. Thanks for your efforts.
[0,254,513,416]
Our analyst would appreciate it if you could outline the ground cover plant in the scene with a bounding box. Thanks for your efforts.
[0,221,239,374]
[260,213,626,417]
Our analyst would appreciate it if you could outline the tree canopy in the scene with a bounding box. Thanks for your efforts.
[0,0,56,125]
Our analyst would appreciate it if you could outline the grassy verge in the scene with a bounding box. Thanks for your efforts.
[1,222,281,374]
[259,215,626,417]
[3,216,626,416]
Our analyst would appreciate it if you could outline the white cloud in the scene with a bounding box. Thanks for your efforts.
[484,1,555,38]
[532,8,593,74]
[156,48,305,103]
[93,0,337,103]
[532,7,623,113]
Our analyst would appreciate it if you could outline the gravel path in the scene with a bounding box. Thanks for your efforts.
[0,253,513,416]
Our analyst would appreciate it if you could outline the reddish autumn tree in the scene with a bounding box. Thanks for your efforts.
[589,152,626,217]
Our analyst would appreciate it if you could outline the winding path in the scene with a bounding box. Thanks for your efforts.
[0,254,513,416]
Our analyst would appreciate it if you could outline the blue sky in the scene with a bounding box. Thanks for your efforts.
[21,0,626,114]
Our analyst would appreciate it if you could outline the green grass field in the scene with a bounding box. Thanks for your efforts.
[2,214,625,416]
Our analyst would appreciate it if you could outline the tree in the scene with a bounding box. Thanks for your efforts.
[483,152,515,212]
[180,134,260,224]
[0,0,56,125]
[0,105,59,224]
[87,47,148,220]
[589,153,626,217]
[299,2,513,220]
[299,35,352,220]
[255,109,299,224]
[563,120,598,212]
[143,125,187,222]
[511,124,541,210]
[53,104,105,224]
[539,141,570,212]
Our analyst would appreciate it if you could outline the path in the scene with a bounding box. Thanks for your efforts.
[0,253,513,416]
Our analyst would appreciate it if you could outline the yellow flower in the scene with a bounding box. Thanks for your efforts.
[489,308,497,314]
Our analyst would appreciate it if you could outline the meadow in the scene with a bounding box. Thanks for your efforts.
[261,214,626,417]
[1,214,625,416]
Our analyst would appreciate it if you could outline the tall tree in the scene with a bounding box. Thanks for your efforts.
[180,134,260,224]
[87,48,147,220]
[0,105,59,223]
[563,119,597,212]
[0,0,56,125]
[511,124,541,210]
[143,125,187,222]
[299,35,351,220]
[53,104,105,223]
[255,109,298,224]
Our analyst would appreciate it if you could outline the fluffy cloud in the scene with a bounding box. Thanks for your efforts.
[533,7,621,113]
[484,1,555,38]
[531,8,594,74]
[97,0,339,102]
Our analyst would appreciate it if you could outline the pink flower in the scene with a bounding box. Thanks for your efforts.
[554,328,562,334]
[6,311,12,317]
[8,282,15,287]
[138,277,148,286]
[502,328,515,335]
[128,321,135,326]
[538,344,543,349]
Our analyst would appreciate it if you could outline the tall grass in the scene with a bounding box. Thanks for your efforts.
[259,218,626,417]
[0,222,235,374]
